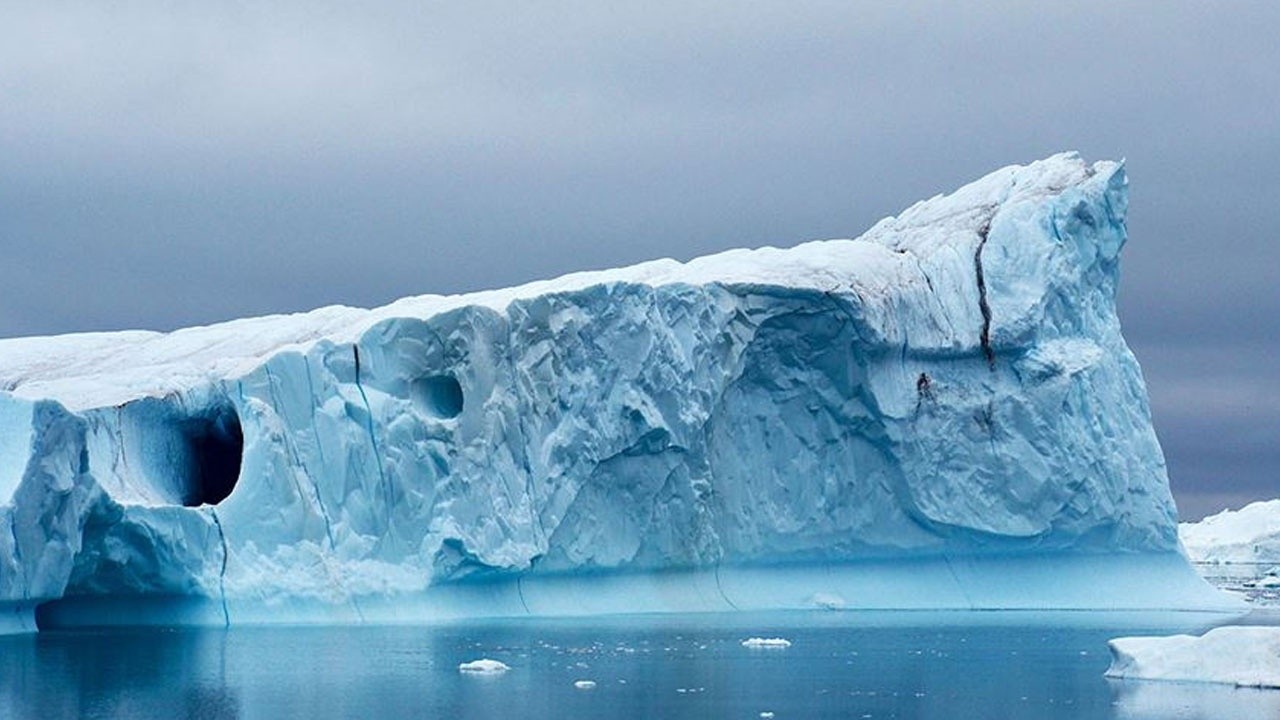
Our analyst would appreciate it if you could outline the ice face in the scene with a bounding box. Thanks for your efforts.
[0,153,1241,632]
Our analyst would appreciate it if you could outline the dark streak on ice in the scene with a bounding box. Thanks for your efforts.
[210,508,230,628]
[352,344,392,515]
[974,220,996,370]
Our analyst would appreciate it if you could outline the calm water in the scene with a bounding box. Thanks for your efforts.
[3,612,1278,719]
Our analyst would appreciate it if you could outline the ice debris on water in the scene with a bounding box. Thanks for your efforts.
[458,659,510,674]
[810,592,846,610]
[574,680,597,690]
[742,637,792,649]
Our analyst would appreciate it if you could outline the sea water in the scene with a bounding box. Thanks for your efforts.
[3,612,1276,719]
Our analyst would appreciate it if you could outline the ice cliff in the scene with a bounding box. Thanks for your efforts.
[0,153,1237,632]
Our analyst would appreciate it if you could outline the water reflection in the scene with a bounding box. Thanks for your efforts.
[1,629,239,719]
[1110,679,1280,720]
[1,614,1275,719]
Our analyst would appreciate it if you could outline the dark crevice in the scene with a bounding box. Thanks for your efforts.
[974,220,996,370]
[352,345,391,513]
[210,508,230,628]
[301,361,337,550]
[516,575,532,615]
[268,364,336,550]
[713,561,740,611]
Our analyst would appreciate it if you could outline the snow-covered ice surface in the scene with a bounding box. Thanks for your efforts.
[1105,626,1280,688]
[1181,500,1280,606]
[0,153,1241,633]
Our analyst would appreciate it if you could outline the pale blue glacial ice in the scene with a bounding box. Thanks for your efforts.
[0,153,1239,632]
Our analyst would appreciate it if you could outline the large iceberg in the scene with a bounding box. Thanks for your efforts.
[0,153,1238,633]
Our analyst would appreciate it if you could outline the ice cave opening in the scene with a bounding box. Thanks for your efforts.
[179,405,243,506]
[411,374,464,419]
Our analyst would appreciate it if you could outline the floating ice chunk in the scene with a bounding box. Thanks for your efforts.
[760,713,775,719]
[810,592,846,610]
[742,637,792,649]
[1105,626,1280,688]
[574,680,597,690]
[458,659,510,674]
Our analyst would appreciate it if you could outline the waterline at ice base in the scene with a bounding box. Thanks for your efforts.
[0,153,1242,634]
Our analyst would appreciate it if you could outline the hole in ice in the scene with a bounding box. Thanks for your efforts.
[411,374,464,419]
[179,405,243,506]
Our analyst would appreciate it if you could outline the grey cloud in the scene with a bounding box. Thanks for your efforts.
[1,1,1277,516]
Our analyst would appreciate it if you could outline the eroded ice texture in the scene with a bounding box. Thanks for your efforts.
[0,153,1239,632]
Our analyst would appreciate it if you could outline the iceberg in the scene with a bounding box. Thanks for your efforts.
[1181,499,1280,566]
[1106,626,1280,689]
[1181,499,1280,605]
[0,153,1240,633]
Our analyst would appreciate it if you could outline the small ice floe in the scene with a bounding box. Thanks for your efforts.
[1105,626,1280,688]
[742,637,792,649]
[458,659,510,674]
[759,713,775,718]
[574,680,597,690]
[810,592,846,610]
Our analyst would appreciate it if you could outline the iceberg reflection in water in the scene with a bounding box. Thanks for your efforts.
[1110,680,1280,720]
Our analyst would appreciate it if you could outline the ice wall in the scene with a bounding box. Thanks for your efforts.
[0,153,1240,632]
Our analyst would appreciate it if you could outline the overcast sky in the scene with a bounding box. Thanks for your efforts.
[1,2,1275,519]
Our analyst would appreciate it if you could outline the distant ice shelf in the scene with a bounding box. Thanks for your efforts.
[0,153,1243,633]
